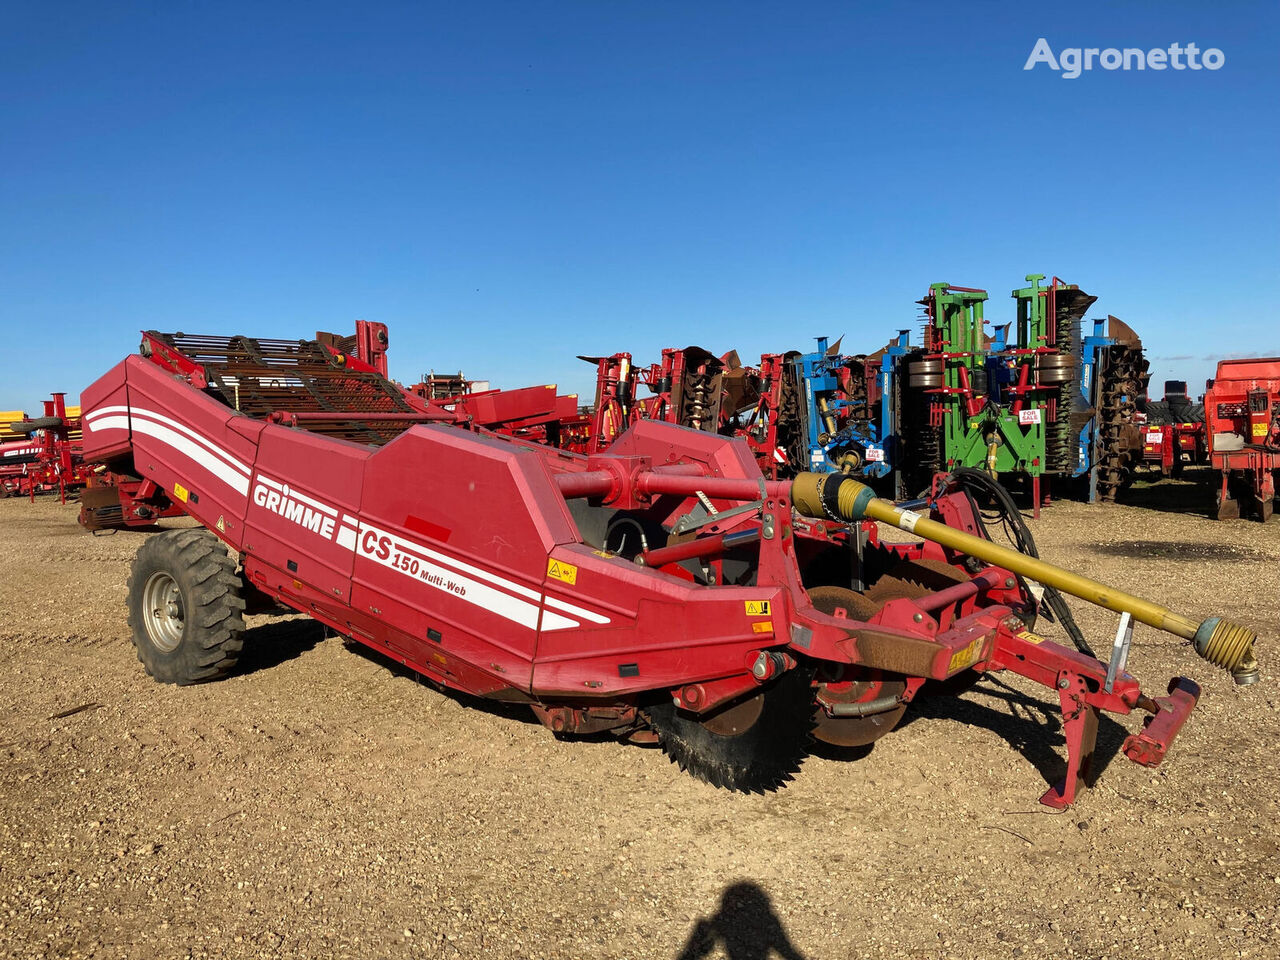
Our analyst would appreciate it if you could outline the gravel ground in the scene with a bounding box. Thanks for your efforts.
[1,471,1278,960]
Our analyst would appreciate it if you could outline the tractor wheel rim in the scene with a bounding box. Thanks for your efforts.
[143,572,185,653]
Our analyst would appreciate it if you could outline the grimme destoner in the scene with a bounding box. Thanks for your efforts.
[79,327,1259,806]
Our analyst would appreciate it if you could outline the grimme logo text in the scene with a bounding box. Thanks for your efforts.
[1025,38,1224,79]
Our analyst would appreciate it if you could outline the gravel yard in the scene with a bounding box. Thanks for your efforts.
[1,473,1278,960]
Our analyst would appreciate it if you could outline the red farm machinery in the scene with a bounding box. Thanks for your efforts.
[1137,380,1207,479]
[577,347,758,454]
[1205,358,1280,521]
[1,394,93,501]
[78,327,1260,806]
[76,322,587,529]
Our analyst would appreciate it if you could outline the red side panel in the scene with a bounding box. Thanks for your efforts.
[459,385,560,425]
[81,357,258,544]
[79,360,133,463]
[531,541,786,697]
[245,425,370,605]
[350,425,580,691]
[1214,358,1280,386]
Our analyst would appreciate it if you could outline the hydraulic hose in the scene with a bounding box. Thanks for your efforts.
[946,467,1092,657]
[791,472,1260,685]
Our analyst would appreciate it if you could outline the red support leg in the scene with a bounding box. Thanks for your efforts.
[1216,470,1240,520]
[1041,673,1100,809]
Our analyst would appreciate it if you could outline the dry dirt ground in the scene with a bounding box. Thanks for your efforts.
[1,471,1278,960]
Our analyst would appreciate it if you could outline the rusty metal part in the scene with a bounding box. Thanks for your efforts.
[1094,317,1150,501]
[807,586,908,746]
[1036,352,1076,384]
[530,704,637,736]
[699,694,765,736]
[1106,315,1143,349]
[907,358,944,388]
[77,484,125,530]
[642,667,815,793]
[143,330,432,446]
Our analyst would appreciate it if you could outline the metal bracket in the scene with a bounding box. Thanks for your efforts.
[670,500,762,535]
[1104,611,1134,694]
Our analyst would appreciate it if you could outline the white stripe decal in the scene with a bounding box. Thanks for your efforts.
[84,414,129,434]
[540,609,580,631]
[84,406,608,633]
[277,482,337,517]
[544,594,611,624]
[359,528,553,630]
[360,520,543,602]
[128,418,250,495]
[86,406,250,478]
[356,521,608,632]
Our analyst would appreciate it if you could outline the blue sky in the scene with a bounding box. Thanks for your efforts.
[1,1,1276,411]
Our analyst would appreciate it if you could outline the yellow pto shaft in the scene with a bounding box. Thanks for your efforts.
[790,473,1260,685]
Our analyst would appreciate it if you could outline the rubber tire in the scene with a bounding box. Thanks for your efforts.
[9,416,62,435]
[126,528,246,684]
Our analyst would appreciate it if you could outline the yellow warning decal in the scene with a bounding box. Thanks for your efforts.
[547,558,578,585]
[745,600,771,616]
[215,515,226,532]
[752,621,774,634]
[948,638,983,672]
[172,482,189,503]
[1253,423,1268,437]
[1016,629,1046,645]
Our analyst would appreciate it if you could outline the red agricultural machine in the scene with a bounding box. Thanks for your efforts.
[1138,380,1207,478]
[1206,358,1280,521]
[1,394,93,501]
[577,347,758,453]
[77,323,588,528]
[408,365,586,450]
[78,327,1260,807]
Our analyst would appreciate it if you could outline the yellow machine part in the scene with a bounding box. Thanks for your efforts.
[0,411,28,444]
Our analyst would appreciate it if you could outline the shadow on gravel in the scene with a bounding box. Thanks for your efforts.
[676,881,809,960]
[235,618,327,675]
[806,740,875,763]
[341,639,545,727]
[1090,539,1263,561]
[1116,466,1218,519]
[898,675,1128,797]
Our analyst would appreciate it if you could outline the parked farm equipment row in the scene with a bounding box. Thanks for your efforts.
[575,347,757,454]
[1,394,93,501]
[77,325,1259,807]
[576,274,1149,512]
